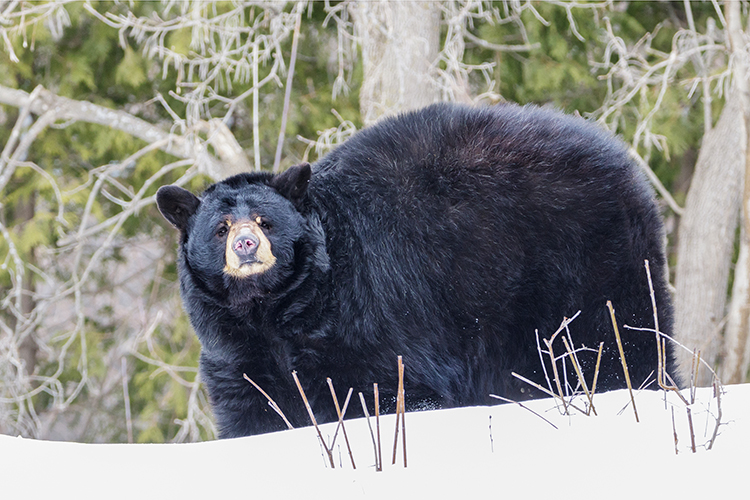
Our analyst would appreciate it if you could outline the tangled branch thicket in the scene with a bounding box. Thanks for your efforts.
[0,1,311,442]
[0,1,746,442]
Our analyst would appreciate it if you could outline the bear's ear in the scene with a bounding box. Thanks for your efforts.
[271,163,311,207]
[156,185,201,232]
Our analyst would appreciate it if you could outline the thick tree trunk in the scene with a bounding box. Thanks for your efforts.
[722,114,750,384]
[674,95,745,385]
[723,222,750,383]
[720,1,750,384]
[351,0,441,125]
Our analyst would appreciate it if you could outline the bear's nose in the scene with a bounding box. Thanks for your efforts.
[232,233,259,258]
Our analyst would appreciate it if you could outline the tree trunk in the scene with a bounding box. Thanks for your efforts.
[723,222,750,383]
[719,1,750,384]
[673,95,745,385]
[351,0,441,125]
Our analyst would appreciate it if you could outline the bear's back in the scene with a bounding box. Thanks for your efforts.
[311,103,635,189]
[308,103,652,243]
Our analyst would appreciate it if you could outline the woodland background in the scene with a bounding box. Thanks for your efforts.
[1,0,749,443]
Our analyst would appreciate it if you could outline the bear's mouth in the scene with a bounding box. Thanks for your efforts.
[224,220,276,278]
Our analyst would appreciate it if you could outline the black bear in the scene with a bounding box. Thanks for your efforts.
[157,103,674,438]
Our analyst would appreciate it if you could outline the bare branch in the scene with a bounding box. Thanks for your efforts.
[0,85,229,180]
[243,374,294,430]
[292,371,334,468]
[489,394,559,430]
[273,3,303,173]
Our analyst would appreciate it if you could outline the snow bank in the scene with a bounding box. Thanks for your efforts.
[2,384,747,498]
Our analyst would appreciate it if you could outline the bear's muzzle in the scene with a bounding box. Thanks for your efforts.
[224,220,276,278]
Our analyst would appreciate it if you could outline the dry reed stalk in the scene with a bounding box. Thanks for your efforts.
[624,263,725,453]
[660,347,723,453]
[391,356,407,467]
[665,371,688,405]
[543,338,569,414]
[656,337,689,405]
[636,371,657,391]
[644,260,659,332]
[291,370,335,468]
[535,330,556,398]
[326,379,355,469]
[534,313,581,414]
[561,336,597,416]
[563,323,579,392]
[690,349,701,404]
[707,378,722,450]
[686,405,697,453]
[391,396,401,465]
[511,372,588,414]
[400,358,407,468]
[243,373,294,430]
[643,260,688,405]
[644,260,666,389]
[489,394,559,429]
[374,383,382,471]
[624,324,686,396]
[489,415,494,453]
[657,329,666,390]
[607,300,639,423]
[512,372,557,398]
[590,342,604,397]
[359,392,381,470]
[660,337,667,387]
[671,406,679,455]
[685,350,701,453]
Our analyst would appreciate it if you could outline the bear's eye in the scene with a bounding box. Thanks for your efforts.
[216,224,228,238]
[255,216,271,231]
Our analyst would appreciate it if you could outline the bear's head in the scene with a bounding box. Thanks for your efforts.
[156,163,312,304]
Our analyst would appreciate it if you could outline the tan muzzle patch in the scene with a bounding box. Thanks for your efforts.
[223,219,276,278]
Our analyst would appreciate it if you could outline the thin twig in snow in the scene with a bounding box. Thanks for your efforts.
[326,379,355,469]
[511,372,588,415]
[243,373,294,430]
[359,392,380,470]
[535,329,555,400]
[400,358,407,468]
[543,337,569,415]
[607,300,639,423]
[374,383,382,472]
[489,415,494,453]
[690,349,701,404]
[391,356,407,467]
[671,406,679,455]
[561,336,597,416]
[292,371,334,468]
[591,342,604,397]
[686,405,697,453]
[490,394,559,430]
[707,379,723,450]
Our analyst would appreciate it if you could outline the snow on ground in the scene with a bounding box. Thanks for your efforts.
[2,384,747,498]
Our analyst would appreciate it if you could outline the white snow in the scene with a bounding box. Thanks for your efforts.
[2,384,747,498]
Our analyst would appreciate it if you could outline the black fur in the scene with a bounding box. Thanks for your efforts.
[157,103,675,438]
